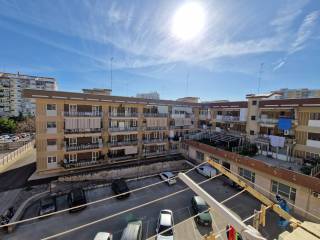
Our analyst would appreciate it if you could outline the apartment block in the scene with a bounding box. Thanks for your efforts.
[0,72,57,117]
[23,89,201,173]
[24,88,320,176]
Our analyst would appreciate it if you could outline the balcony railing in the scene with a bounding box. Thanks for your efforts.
[257,118,278,124]
[169,125,193,130]
[143,113,168,118]
[64,111,102,117]
[61,157,104,169]
[108,127,138,132]
[108,140,138,147]
[109,112,138,117]
[108,154,138,161]
[65,143,102,152]
[216,115,240,122]
[143,126,168,131]
[142,138,168,144]
[64,128,102,134]
[142,151,167,157]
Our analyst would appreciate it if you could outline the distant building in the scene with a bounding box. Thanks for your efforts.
[272,88,320,99]
[82,88,112,96]
[176,97,199,103]
[0,72,57,117]
[136,92,160,100]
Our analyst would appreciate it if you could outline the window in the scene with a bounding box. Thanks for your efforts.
[239,167,255,183]
[47,122,56,128]
[252,100,257,106]
[47,156,57,164]
[308,132,320,141]
[251,115,256,121]
[217,111,222,115]
[92,136,99,144]
[46,104,56,111]
[271,180,296,202]
[196,151,204,161]
[69,138,77,146]
[250,130,255,135]
[310,113,320,120]
[47,139,57,146]
[69,153,77,163]
[92,152,98,161]
[69,104,77,113]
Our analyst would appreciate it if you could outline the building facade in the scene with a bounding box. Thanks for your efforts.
[24,89,320,177]
[0,72,57,117]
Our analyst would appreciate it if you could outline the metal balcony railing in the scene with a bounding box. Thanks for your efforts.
[64,128,102,134]
[216,115,240,122]
[64,111,102,117]
[257,118,279,124]
[143,126,168,131]
[108,140,138,147]
[61,157,105,169]
[142,138,168,144]
[108,127,138,132]
[65,143,102,152]
[109,112,138,117]
[143,113,168,117]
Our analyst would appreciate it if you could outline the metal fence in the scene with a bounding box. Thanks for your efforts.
[0,140,35,166]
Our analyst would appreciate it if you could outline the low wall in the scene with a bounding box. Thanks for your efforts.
[58,160,192,182]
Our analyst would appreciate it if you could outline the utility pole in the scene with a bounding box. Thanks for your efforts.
[257,63,264,94]
[110,57,113,91]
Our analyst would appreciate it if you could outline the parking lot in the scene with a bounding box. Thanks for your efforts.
[1,169,284,240]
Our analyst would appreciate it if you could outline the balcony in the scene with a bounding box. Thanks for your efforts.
[109,112,138,118]
[143,126,168,131]
[65,143,102,152]
[199,114,211,120]
[143,113,168,118]
[108,127,138,133]
[142,138,168,144]
[216,115,240,122]
[108,140,138,147]
[108,154,139,161]
[64,128,101,134]
[61,157,105,169]
[64,111,102,117]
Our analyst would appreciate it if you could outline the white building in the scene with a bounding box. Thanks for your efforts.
[0,72,57,117]
[136,92,160,100]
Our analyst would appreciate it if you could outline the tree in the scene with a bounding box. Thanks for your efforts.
[15,117,35,133]
[0,117,17,133]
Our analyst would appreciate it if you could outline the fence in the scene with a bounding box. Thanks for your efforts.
[0,140,35,167]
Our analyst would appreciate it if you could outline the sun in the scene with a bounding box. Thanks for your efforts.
[171,2,206,41]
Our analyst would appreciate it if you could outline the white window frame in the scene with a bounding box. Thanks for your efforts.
[239,167,255,183]
[47,156,57,168]
[46,104,56,111]
[271,180,296,202]
[69,153,77,163]
[69,104,77,113]
[69,138,77,146]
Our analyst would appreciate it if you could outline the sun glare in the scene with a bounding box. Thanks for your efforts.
[171,2,206,41]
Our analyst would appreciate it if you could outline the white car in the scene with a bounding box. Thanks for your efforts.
[94,232,112,240]
[159,172,177,185]
[196,165,217,178]
[156,209,174,240]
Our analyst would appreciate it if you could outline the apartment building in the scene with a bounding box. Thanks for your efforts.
[0,72,57,117]
[272,88,320,99]
[24,88,320,176]
[23,89,200,173]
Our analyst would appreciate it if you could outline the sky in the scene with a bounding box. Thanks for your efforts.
[0,0,320,101]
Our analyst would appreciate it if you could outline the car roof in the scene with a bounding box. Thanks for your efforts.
[193,196,207,206]
[160,212,172,226]
[120,220,142,240]
[162,172,174,177]
[94,232,111,240]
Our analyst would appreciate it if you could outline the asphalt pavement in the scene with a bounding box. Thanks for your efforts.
[1,170,285,240]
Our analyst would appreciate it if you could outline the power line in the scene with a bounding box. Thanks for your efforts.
[41,173,223,240]
[0,162,208,229]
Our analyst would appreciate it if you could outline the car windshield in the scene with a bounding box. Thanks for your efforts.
[198,204,209,212]
[159,224,173,236]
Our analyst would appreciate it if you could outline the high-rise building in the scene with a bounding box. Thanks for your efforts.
[0,72,57,117]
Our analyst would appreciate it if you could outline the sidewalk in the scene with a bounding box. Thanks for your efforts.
[0,148,36,173]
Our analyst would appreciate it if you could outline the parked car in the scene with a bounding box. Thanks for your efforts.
[191,196,212,226]
[156,209,174,240]
[94,232,112,240]
[39,196,56,216]
[68,188,87,212]
[11,136,20,141]
[220,176,243,190]
[120,220,143,240]
[159,171,177,185]
[196,165,217,178]
[111,179,130,199]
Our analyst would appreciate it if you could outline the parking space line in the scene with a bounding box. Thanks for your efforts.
[187,206,198,240]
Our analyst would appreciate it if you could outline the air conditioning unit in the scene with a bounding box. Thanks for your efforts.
[284,130,290,135]
[313,191,320,199]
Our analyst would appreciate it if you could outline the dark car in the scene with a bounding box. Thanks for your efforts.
[220,175,243,190]
[112,179,130,199]
[191,196,212,226]
[68,188,87,213]
[39,196,56,216]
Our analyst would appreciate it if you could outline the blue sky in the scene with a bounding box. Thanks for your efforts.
[0,0,320,101]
